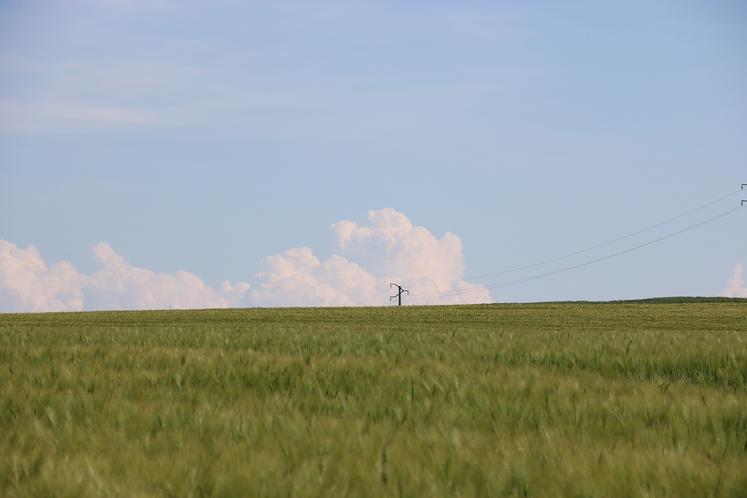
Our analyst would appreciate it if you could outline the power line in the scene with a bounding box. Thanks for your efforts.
[415,187,741,289]
[412,205,742,300]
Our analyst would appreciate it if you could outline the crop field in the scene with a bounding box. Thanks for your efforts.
[1,300,746,497]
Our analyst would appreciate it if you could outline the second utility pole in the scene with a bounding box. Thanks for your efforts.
[390,283,409,306]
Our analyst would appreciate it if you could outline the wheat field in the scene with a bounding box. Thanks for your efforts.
[1,300,746,497]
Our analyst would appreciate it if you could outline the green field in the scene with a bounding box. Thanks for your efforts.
[1,301,746,497]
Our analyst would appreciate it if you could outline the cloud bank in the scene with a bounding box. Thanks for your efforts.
[0,240,250,312]
[0,209,490,312]
[0,240,85,312]
[251,208,491,306]
[721,263,747,298]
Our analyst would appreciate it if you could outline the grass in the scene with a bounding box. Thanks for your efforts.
[1,301,746,497]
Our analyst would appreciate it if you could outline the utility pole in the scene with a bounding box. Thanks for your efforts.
[390,283,409,306]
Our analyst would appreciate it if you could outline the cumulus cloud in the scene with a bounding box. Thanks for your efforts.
[83,243,248,310]
[0,208,490,312]
[0,240,85,312]
[721,263,747,298]
[0,240,250,312]
[249,248,378,307]
[253,208,491,306]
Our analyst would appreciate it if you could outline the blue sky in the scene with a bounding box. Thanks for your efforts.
[1,0,746,310]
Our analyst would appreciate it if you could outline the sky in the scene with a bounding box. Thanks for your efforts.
[1,0,746,311]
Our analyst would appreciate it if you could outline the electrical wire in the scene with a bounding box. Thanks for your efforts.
[411,205,741,300]
[414,188,741,289]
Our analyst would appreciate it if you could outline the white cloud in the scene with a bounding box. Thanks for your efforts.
[0,208,490,312]
[249,248,378,307]
[253,208,491,306]
[0,240,85,312]
[331,208,465,284]
[721,263,747,298]
[83,243,249,310]
[0,240,250,312]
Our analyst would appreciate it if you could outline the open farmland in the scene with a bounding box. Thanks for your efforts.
[1,300,746,497]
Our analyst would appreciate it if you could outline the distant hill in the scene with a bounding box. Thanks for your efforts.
[526,296,747,305]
